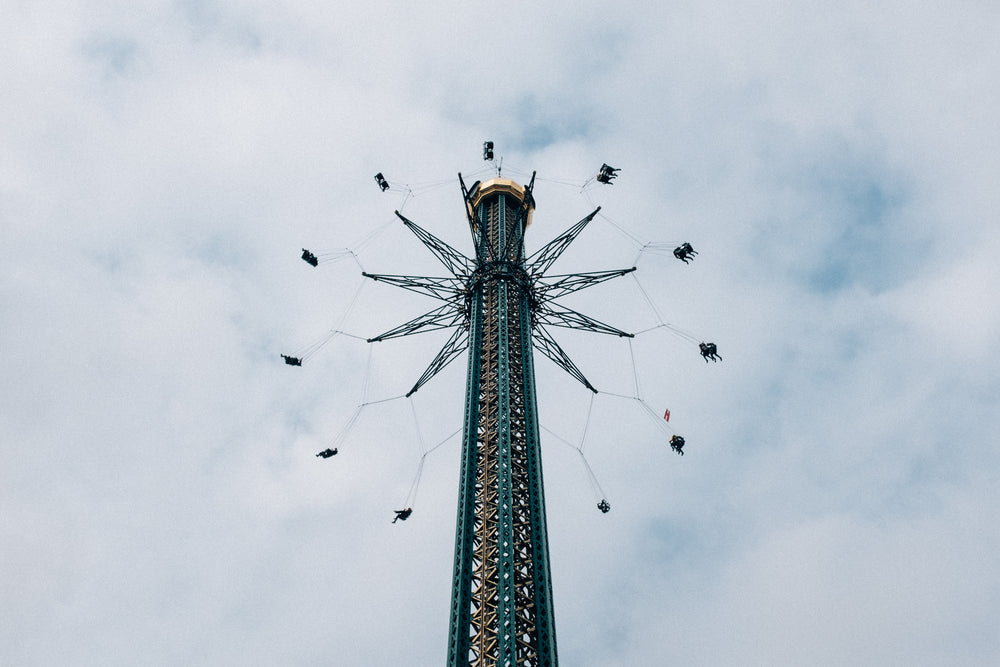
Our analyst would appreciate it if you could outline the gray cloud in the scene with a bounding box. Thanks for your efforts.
[2,2,998,665]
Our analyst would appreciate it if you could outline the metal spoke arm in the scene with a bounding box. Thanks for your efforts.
[362,272,466,302]
[458,173,482,246]
[532,325,597,393]
[534,302,634,337]
[459,176,498,265]
[406,326,469,396]
[534,266,636,301]
[525,206,601,276]
[396,211,474,278]
[367,303,465,342]
[500,171,536,263]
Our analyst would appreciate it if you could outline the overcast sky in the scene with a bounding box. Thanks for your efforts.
[3,2,999,665]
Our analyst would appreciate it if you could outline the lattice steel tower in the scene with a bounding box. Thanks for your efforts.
[448,177,556,666]
[358,167,635,666]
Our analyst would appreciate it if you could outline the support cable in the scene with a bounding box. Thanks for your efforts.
[599,391,675,440]
[290,330,337,362]
[325,404,363,451]
[386,175,481,213]
[462,165,495,181]
[360,343,373,404]
[404,456,425,508]
[323,393,408,452]
[288,328,364,364]
[629,271,669,328]
[350,220,395,260]
[398,187,413,211]
[306,220,394,271]
[632,322,702,346]
[577,449,607,502]
[635,396,676,439]
[535,175,590,191]
[409,396,426,454]
[283,274,367,364]
[634,241,685,259]
[499,162,590,191]
[312,248,357,266]
[292,278,367,363]
[578,392,595,454]
[628,338,642,399]
[540,424,608,505]
[335,278,367,339]
[403,426,462,509]
[630,268,704,345]
[321,345,371,451]
[599,334,678,442]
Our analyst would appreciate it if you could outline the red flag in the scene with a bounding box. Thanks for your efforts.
[663,408,670,421]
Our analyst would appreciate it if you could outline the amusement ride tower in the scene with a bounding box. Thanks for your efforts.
[285,150,710,666]
[359,168,635,666]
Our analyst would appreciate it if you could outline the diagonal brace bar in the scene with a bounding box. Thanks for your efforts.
[534,267,636,302]
[499,171,536,263]
[525,207,601,276]
[532,325,597,393]
[534,302,635,337]
[406,326,470,396]
[367,303,465,342]
[362,272,466,302]
[458,173,481,239]
[396,211,474,278]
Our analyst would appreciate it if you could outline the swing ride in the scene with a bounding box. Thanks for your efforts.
[282,145,722,666]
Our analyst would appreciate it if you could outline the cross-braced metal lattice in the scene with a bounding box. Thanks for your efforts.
[365,174,633,666]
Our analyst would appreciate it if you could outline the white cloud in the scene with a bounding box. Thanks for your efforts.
[2,1,999,665]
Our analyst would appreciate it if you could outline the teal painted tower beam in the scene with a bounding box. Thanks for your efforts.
[447,182,557,666]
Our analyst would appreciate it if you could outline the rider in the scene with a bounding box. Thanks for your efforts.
[699,342,721,362]
[674,242,697,263]
[596,163,620,184]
